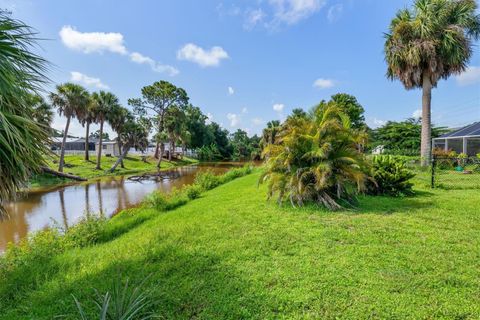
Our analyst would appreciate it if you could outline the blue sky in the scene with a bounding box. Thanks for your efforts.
[3,0,480,137]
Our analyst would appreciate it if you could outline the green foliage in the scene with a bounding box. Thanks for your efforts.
[0,12,51,214]
[317,93,366,129]
[183,184,202,200]
[197,143,223,161]
[194,170,222,191]
[145,188,187,211]
[65,212,107,247]
[370,118,448,154]
[368,155,415,196]
[261,103,367,210]
[73,277,152,320]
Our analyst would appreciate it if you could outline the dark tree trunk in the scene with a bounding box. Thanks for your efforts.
[154,142,159,159]
[58,116,71,173]
[118,137,125,168]
[421,73,432,166]
[41,166,87,181]
[84,121,90,161]
[109,143,131,173]
[96,120,104,170]
[156,143,164,170]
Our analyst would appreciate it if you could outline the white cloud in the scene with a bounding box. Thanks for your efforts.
[177,43,229,67]
[368,117,387,129]
[228,86,235,95]
[456,66,480,86]
[327,4,343,22]
[244,8,265,30]
[70,71,109,89]
[206,112,214,125]
[252,117,264,126]
[130,52,179,76]
[313,78,335,89]
[269,0,325,25]
[412,109,422,119]
[273,103,285,112]
[59,26,127,55]
[227,113,241,127]
[241,107,248,114]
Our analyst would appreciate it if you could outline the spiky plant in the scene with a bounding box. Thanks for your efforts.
[260,103,367,210]
[385,0,480,165]
[0,11,50,214]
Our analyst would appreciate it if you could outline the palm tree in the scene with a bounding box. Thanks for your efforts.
[27,93,54,133]
[385,0,480,165]
[79,94,96,161]
[164,105,186,160]
[91,91,120,170]
[0,12,50,214]
[107,105,130,168]
[260,120,281,154]
[49,83,89,172]
[260,103,367,210]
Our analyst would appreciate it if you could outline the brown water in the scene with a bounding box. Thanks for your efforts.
[0,162,245,252]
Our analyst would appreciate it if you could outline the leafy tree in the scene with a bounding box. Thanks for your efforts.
[0,12,50,213]
[230,129,251,160]
[49,83,90,172]
[261,120,281,147]
[28,93,54,134]
[184,105,210,149]
[206,122,232,159]
[91,91,120,169]
[129,81,189,169]
[371,118,448,155]
[79,94,97,161]
[288,108,308,121]
[164,105,187,160]
[260,104,367,210]
[107,105,131,168]
[385,0,480,165]
[319,94,366,129]
[90,130,110,141]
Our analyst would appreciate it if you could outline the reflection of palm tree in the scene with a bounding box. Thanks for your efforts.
[59,189,68,231]
[96,181,104,217]
[85,183,90,213]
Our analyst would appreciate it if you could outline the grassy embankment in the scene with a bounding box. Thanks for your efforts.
[29,155,198,188]
[2,169,480,319]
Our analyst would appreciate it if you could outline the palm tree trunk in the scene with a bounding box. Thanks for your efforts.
[109,143,131,173]
[117,137,125,168]
[58,116,71,173]
[96,120,104,170]
[156,142,164,169]
[84,121,90,161]
[154,142,159,159]
[420,74,432,166]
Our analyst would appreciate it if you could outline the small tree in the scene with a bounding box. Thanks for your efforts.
[385,0,480,165]
[129,81,189,169]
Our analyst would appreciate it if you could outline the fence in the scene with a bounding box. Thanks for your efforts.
[431,156,480,189]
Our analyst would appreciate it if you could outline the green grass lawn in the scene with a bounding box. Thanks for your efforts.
[29,155,198,188]
[2,172,480,319]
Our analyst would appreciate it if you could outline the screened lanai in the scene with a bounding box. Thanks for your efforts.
[433,122,480,156]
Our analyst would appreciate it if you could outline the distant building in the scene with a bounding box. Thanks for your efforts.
[433,122,480,156]
[51,137,96,151]
[95,141,120,157]
[371,145,385,155]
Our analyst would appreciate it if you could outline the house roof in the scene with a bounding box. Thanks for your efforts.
[436,122,480,139]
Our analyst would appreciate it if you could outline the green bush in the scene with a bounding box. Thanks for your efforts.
[368,155,415,196]
[145,188,187,211]
[194,170,221,191]
[65,212,107,247]
[183,184,202,200]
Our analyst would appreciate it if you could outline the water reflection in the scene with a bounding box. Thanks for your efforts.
[0,163,244,252]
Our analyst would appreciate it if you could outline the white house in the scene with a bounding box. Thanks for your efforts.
[95,141,120,157]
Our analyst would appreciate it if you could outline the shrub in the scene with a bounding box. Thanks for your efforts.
[183,184,202,200]
[145,188,187,211]
[65,212,107,247]
[368,155,415,197]
[194,170,221,191]
[260,103,368,210]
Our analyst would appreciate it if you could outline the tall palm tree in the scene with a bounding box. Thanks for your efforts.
[49,83,89,172]
[0,12,50,214]
[79,94,95,161]
[91,91,120,170]
[385,0,480,165]
[260,120,281,152]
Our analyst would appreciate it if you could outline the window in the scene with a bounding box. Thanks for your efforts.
[103,145,107,150]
